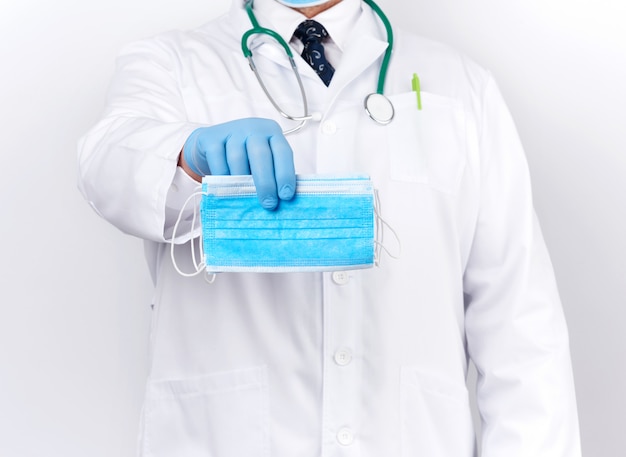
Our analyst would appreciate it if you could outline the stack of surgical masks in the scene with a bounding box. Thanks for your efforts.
[200,174,375,273]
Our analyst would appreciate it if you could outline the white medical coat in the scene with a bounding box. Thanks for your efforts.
[78,1,581,456]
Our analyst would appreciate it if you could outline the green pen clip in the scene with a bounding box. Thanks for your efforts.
[412,73,422,110]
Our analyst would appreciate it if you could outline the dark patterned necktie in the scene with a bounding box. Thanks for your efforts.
[294,20,335,86]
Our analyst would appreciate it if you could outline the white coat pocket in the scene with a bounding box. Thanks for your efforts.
[141,366,269,457]
[387,92,466,195]
[400,367,475,457]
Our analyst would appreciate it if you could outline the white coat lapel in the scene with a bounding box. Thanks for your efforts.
[326,6,389,98]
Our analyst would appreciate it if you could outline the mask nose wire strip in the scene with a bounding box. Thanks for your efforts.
[373,189,401,265]
[170,187,210,278]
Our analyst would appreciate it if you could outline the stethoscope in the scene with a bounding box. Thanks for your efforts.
[241,0,395,134]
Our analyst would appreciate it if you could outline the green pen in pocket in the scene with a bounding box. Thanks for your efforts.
[412,73,422,110]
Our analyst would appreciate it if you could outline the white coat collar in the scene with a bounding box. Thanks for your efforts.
[250,0,362,53]
[325,5,389,96]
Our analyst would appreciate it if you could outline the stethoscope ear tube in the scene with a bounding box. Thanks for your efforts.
[246,52,312,135]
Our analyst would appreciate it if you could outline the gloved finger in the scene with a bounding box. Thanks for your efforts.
[225,135,251,176]
[187,147,212,176]
[183,130,211,176]
[247,135,278,210]
[198,134,229,175]
[269,134,296,201]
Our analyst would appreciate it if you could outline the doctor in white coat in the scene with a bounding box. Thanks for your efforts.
[78,0,581,456]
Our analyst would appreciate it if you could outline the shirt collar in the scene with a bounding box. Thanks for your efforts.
[250,0,362,52]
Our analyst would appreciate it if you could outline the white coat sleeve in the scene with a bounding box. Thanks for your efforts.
[463,76,581,456]
[77,37,204,243]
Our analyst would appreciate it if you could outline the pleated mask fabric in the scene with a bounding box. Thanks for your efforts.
[201,174,375,273]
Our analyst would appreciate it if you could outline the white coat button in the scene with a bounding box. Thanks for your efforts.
[321,121,337,135]
[334,349,353,366]
[337,428,355,446]
[332,271,349,285]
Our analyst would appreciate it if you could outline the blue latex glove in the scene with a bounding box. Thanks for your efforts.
[183,118,296,210]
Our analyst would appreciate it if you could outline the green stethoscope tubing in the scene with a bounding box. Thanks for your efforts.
[363,0,394,95]
[241,0,395,130]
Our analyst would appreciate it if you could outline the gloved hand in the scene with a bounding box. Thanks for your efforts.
[182,118,296,210]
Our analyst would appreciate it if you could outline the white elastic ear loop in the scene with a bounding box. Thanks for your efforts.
[373,189,401,266]
[169,187,216,283]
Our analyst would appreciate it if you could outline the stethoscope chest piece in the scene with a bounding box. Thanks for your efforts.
[364,93,394,125]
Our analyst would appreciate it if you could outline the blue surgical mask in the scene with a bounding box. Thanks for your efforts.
[200,174,375,273]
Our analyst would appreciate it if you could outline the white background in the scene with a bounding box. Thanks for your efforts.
[0,0,624,455]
